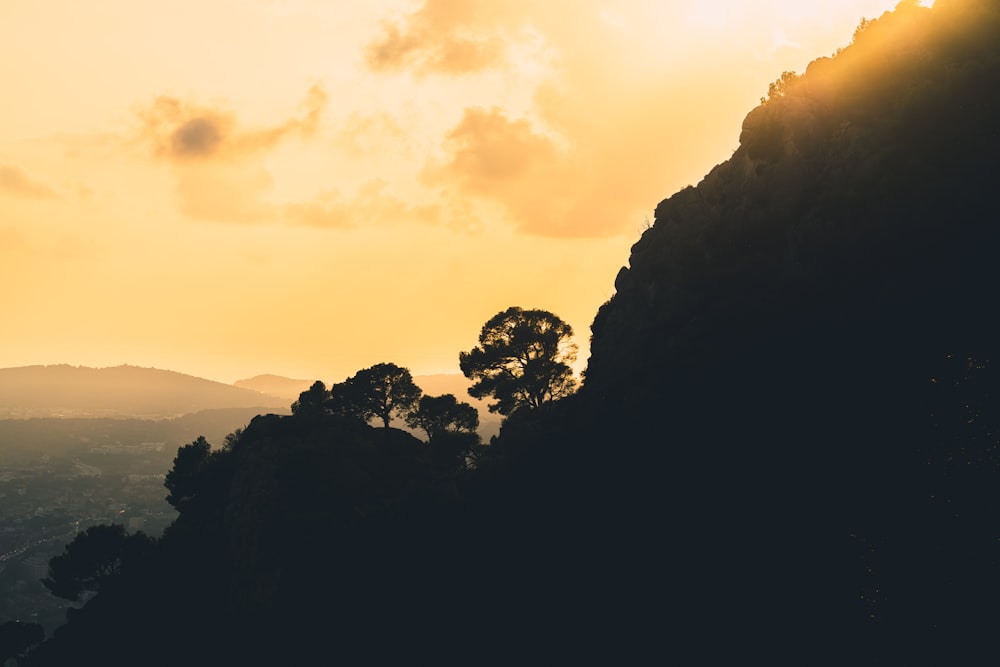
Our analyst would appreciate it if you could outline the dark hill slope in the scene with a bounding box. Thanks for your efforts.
[574,0,1000,657]
[28,415,455,666]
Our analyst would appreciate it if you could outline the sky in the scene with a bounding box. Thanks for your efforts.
[0,0,907,384]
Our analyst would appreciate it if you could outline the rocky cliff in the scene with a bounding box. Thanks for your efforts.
[587,0,1000,406]
[573,1,1000,653]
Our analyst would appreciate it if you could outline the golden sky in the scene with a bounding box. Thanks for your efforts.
[0,0,906,384]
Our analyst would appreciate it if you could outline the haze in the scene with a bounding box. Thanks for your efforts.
[0,0,906,383]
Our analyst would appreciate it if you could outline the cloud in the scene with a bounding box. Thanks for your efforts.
[422,106,558,194]
[139,84,327,163]
[171,116,227,158]
[369,0,792,237]
[174,164,277,223]
[136,85,441,228]
[335,112,411,158]
[286,179,440,229]
[134,86,328,223]
[363,1,703,237]
[297,84,328,138]
[422,105,652,237]
[0,165,58,199]
[364,0,511,74]
[139,96,233,162]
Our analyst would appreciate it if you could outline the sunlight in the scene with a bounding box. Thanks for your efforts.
[686,0,741,32]
[0,0,943,381]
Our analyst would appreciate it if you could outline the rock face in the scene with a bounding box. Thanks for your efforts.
[587,0,1000,406]
[574,0,1000,652]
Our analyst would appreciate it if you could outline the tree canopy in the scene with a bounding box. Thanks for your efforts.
[325,378,370,421]
[42,524,154,602]
[353,363,422,427]
[459,307,577,415]
[405,393,479,441]
[322,363,423,427]
[290,364,425,427]
[291,380,330,416]
[164,436,212,511]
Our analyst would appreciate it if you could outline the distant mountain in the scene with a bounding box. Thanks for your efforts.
[0,365,285,419]
[233,374,312,401]
[235,372,502,439]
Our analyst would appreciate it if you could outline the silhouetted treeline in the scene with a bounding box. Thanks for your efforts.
[22,1,1000,663]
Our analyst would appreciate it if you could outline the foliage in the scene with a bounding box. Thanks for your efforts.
[164,436,212,511]
[761,70,800,104]
[222,427,245,452]
[292,364,423,427]
[326,377,371,422]
[853,16,874,42]
[428,430,482,471]
[346,362,423,428]
[459,307,577,415]
[404,393,479,441]
[42,524,154,602]
[291,380,329,416]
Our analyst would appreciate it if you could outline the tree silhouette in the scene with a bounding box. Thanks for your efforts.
[291,380,330,416]
[459,307,577,415]
[164,436,212,511]
[222,427,245,452]
[42,524,153,601]
[405,393,479,441]
[761,70,800,103]
[326,378,371,422]
[349,362,423,428]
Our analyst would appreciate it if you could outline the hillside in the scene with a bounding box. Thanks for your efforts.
[578,0,1000,654]
[18,1,1000,664]
[0,365,284,419]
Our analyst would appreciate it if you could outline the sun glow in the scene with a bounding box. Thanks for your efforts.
[0,0,910,383]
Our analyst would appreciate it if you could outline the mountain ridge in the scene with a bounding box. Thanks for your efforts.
[0,364,285,419]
